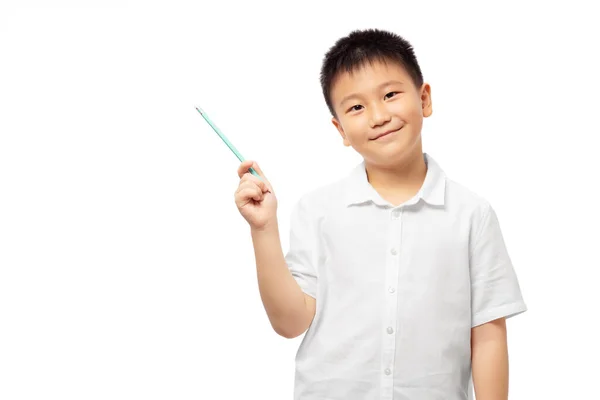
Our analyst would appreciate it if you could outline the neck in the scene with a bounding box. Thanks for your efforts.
[365,151,427,194]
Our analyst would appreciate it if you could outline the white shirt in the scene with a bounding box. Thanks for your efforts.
[284,153,527,400]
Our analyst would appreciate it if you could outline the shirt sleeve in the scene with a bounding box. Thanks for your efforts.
[284,196,319,299]
[470,203,527,327]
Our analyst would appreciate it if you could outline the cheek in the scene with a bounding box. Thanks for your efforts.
[342,117,369,139]
[393,98,423,119]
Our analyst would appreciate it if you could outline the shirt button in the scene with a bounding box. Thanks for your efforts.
[390,248,397,255]
[387,327,394,334]
[388,287,395,293]
[385,368,391,375]
[392,210,400,219]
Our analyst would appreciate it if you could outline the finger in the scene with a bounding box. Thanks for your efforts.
[235,180,255,196]
[250,161,268,182]
[234,187,250,207]
[250,162,274,193]
[236,180,263,197]
[237,161,273,194]
[241,173,269,193]
[237,186,263,203]
[251,186,263,201]
[237,160,256,179]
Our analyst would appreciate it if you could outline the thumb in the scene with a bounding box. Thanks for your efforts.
[252,162,273,192]
[251,162,267,181]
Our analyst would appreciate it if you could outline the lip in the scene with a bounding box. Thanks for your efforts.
[371,127,402,140]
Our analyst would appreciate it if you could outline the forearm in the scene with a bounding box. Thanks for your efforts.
[250,219,310,338]
[471,325,509,400]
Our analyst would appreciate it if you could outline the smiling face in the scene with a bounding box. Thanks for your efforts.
[330,59,432,168]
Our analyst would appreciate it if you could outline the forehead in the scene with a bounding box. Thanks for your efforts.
[330,59,414,103]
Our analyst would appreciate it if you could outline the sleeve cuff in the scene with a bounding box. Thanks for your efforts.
[292,273,317,299]
[472,300,527,327]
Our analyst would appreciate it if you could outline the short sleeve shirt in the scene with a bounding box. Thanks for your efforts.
[284,153,527,400]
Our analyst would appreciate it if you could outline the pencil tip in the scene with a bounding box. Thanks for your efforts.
[195,106,204,115]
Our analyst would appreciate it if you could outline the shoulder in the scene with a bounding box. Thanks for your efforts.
[443,178,509,252]
[293,176,347,216]
[444,177,493,220]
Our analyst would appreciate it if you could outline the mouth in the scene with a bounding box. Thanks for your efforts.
[370,127,402,141]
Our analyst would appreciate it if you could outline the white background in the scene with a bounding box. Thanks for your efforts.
[1,1,598,399]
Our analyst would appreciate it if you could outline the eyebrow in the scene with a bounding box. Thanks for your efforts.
[338,80,404,107]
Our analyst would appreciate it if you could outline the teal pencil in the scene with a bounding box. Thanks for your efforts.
[195,106,263,181]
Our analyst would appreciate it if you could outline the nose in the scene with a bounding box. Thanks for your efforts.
[369,102,391,127]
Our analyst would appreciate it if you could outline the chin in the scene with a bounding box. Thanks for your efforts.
[366,144,419,165]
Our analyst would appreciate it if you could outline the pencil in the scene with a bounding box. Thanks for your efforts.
[195,106,263,181]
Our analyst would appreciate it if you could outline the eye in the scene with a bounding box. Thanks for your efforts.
[348,104,363,112]
[384,91,399,99]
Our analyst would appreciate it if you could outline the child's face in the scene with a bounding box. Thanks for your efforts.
[330,59,432,166]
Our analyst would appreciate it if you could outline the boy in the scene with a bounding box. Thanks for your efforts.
[234,28,527,400]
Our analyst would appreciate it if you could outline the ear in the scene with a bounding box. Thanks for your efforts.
[421,83,432,118]
[332,116,351,147]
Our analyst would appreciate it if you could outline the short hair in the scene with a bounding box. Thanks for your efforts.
[320,28,424,117]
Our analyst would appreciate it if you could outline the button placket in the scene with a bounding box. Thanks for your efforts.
[381,207,403,398]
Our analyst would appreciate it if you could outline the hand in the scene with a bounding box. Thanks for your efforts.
[234,160,278,231]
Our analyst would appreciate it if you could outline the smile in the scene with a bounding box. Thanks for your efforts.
[371,127,402,141]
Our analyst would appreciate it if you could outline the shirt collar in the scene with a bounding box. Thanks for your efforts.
[343,153,446,207]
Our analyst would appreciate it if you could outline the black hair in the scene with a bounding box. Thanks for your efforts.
[319,28,424,117]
